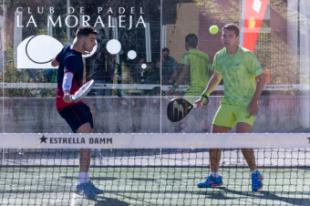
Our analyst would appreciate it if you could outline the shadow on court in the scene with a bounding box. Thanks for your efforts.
[210,188,310,206]
[94,197,129,206]
[197,189,237,200]
[260,191,310,206]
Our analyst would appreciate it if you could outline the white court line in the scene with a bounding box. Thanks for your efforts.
[70,193,77,206]
[70,192,84,206]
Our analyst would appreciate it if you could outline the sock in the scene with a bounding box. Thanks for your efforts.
[79,172,89,184]
[210,172,219,177]
[251,169,258,174]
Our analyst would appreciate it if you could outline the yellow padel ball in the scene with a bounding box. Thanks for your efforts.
[209,25,219,35]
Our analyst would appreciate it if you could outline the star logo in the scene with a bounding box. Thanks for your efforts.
[40,135,48,143]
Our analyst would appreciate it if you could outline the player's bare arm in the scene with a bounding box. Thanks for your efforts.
[195,72,222,108]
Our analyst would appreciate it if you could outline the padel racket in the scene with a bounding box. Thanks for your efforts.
[167,98,195,122]
[71,79,95,101]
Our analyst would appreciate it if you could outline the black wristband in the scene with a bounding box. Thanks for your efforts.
[202,93,209,99]
[201,93,209,104]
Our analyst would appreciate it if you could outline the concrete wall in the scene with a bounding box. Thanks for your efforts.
[0,94,304,133]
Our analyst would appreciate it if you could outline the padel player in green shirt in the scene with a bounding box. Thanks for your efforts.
[175,34,211,132]
[195,24,265,192]
[177,33,211,103]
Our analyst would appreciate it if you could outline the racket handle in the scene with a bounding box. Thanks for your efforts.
[70,95,74,101]
[64,93,74,102]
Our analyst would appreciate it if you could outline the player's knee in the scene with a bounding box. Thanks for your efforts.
[77,122,93,133]
[236,123,252,133]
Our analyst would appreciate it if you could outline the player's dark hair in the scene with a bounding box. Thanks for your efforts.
[185,33,198,48]
[76,26,98,37]
[222,23,240,37]
[162,47,170,53]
